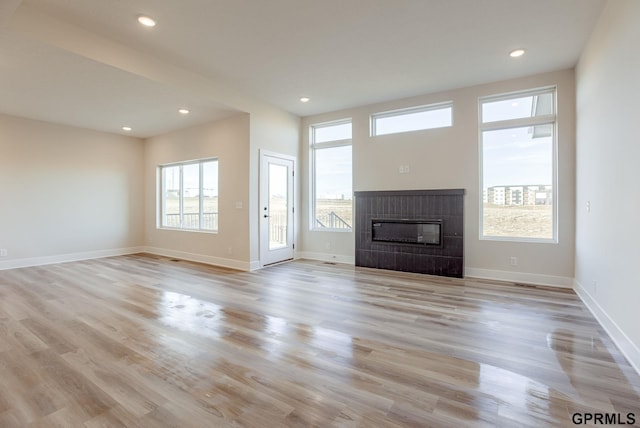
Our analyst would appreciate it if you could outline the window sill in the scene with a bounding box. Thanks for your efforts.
[480,236,558,244]
[157,227,218,235]
[310,228,353,233]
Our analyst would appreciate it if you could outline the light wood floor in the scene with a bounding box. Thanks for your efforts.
[0,254,638,427]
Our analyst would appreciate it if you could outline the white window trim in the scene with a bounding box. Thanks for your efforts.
[158,157,219,233]
[370,101,453,137]
[310,119,353,232]
[478,86,558,243]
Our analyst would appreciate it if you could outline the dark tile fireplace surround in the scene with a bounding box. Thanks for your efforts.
[354,189,464,278]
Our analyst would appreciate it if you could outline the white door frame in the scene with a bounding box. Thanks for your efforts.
[259,150,295,267]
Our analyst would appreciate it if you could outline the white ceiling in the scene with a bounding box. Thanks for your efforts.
[0,0,606,138]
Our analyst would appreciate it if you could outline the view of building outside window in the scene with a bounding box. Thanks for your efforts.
[480,89,556,240]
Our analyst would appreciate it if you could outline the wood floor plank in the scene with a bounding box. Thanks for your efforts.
[0,254,638,426]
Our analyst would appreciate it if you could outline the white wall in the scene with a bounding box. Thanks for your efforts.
[0,109,300,272]
[0,113,144,268]
[144,114,252,270]
[300,70,576,285]
[575,0,640,371]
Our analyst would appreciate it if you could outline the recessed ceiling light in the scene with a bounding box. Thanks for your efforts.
[122,126,132,132]
[178,108,190,115]
[509,49,525,58]
[300,97,310,103]
[137,15,156,27]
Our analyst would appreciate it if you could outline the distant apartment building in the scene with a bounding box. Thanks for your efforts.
[484,185,552,206]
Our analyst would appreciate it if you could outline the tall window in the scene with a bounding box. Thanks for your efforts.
[159,158,218,231]
[479,87,557,242]
[310,119,352,231]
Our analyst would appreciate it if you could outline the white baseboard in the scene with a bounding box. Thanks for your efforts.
[143,246,251,271]
[296,251,355,265]
[295,258,573,289]
[0,245,284,273]
[0,247,145,271]
[573,279,640,376]
[465,267,573,289]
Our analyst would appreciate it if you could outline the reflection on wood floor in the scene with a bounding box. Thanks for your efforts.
[0,254,638,427]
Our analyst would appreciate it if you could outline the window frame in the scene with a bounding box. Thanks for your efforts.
[370,101,453,137]
[158,157,219,233]
[478,86,558,243]
[310,118,353,232]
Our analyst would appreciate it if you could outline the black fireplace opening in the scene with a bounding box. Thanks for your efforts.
[371,219,442,246]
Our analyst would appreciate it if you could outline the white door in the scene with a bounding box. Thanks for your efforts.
[260,151,295,266]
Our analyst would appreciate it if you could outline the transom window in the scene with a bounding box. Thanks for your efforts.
[310,119,352,231]
[159,158,218,232]
[479,87,557,242]
[371,102,453,136]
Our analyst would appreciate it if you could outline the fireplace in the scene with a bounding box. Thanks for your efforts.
[355,189,464,278]
[372,219,442,246]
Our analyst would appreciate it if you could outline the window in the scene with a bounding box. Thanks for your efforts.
[310,119,352,231]
[371,102,452,136]
[159,158,218,232]
[480,87,557,242]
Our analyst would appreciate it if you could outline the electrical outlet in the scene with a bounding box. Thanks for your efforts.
[509,256,517,266]
[592,280,597,294]
[0,249,7,257]
[325,242,331,250]
[586,200,591,213]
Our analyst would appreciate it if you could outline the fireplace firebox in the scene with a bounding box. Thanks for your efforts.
[372,219,442,246]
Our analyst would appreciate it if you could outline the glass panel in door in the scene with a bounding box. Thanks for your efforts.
[269,163,288,250]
